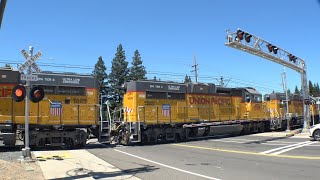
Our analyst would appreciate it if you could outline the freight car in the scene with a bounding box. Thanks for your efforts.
[0,68,100,147]
[113,80,315,144]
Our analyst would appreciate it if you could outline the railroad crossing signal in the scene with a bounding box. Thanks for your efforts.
[18,49,42,74]
[12,85,26,102]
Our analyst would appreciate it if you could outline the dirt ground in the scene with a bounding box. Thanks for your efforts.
[0,159,44,180]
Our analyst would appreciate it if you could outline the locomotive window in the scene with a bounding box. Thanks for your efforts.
[57,86,86,96]
[40,86,56,94]
[146,91,185,100]
[253,95,262,102]
[146,91,167,99]
[40,86,86,96]
[168,92,185,100]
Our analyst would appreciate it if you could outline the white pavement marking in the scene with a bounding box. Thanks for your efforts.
[260,141,311,154]
[271,141,316,155]
[114,149,221,180]
[211,138,302,145]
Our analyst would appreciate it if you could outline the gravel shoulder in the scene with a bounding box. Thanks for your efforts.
[0,140,44,180]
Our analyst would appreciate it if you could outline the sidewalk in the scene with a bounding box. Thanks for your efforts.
[33,149,140,180]
[251,128,311,139]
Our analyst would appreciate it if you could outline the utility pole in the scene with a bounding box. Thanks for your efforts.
[281,67,290,131]
[191,52,198,82]
[0,0,7,29]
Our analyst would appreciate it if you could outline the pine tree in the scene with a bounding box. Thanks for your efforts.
[315,83,320,97]
[92,56,108,94]
[184,75,192,83]
[129,50,147,81]
[108,44,129,108]
[309,80,314,96]
[294,85,300,95]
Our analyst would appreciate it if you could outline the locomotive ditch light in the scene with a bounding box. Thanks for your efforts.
[12,85,26,102]
[236,30,244,40]
[244,33,252,43]
[29,86,45,103]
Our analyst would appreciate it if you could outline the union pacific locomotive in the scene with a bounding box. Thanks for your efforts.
[0,67,99,147]
[115,80,316,144]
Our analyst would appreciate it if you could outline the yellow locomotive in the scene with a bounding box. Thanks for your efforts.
[0,68,100,147]
[117,80,316,144]
[119,80,271,144]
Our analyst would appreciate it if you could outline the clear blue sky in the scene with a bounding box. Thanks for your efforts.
[1,0,320,95]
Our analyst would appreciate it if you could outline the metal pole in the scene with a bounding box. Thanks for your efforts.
[22,46,33,160]
[301,71,310,132]
[281,67,290,131]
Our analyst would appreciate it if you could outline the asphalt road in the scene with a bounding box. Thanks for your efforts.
[87,134,320,180]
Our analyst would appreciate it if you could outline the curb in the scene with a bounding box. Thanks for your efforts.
[285,128,302,137]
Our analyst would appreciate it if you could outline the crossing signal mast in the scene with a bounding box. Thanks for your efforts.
[225,28,310,131]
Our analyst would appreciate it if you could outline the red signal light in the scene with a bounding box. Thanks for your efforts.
[288,54,297,63]
[236,30,244,40]
[15,89,23,97]
[12,85,26,102]
[267,44,278,54]
[244,33,252,43]
[272,46,278,54]
[267,44,273,52]
[29,86,45,103]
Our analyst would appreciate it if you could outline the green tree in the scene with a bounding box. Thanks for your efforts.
[92,56,108,94]
[294,85,300,95]
[129,50,147,81]
[314,83,320,97]
[108,44,129,109]
[5,64,11,68]
[309,80,314,96]
[184,75,192,83]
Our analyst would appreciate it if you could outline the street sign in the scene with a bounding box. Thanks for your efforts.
[20,74,38,81]
[18,49,42,73]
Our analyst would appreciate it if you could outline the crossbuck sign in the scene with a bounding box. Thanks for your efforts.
[18,49,42,74]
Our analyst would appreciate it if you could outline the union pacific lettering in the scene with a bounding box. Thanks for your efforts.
[189,96,231,105]
[0,88,12,97]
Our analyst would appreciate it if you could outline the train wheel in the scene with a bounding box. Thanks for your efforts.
[313,130,320,141]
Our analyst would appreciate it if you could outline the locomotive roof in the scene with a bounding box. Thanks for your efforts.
[126,80,187,93]
[30,72,97,88]
[0,69,97,88]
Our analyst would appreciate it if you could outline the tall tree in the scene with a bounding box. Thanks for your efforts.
[184,75,192,83]
[92,56,107,94]
[314,83,320,97]
[309,80,314,96]
[108,44,129,108]
[294,85,300,95]
[129,50,147,81]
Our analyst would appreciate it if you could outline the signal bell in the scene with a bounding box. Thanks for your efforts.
[12,85,26,102]
[29,86,45,103]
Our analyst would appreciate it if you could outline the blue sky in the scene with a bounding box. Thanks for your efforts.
[1,0,319,95]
